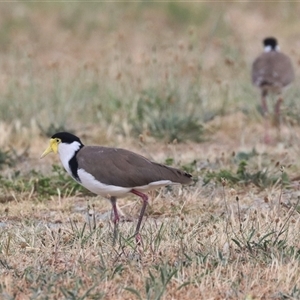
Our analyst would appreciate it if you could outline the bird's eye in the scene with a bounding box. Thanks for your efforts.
[56,138,60,143]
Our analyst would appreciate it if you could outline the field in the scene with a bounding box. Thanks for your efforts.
[1,2,300,299]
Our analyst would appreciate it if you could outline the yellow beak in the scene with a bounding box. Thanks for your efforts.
[40,138,59,158]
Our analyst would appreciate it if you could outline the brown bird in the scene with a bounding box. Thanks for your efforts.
[252,37,295,128]
[41,132,192,243]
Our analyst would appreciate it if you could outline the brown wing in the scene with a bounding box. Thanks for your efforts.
[76,146,192,187]
[252,52,294,88]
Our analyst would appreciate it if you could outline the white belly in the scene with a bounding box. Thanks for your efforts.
[77,169,174,198]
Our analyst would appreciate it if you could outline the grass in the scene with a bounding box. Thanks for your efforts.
[203,149,291,188]
[1,184,300,299]
[1,2,300,299]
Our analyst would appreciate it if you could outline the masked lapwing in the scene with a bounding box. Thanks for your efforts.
[252,37,294,128]
[41,132,192,242]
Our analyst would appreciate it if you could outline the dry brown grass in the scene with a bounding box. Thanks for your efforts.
[1,2,300,299]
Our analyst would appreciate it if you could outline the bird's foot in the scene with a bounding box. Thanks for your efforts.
[135,233,143,246]
[263,133,272,144]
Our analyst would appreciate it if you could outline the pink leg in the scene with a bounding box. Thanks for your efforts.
[261,92,271,144]
[110,196,119,223]
[110,196,119,244]
[274,97,283,127]
[131,189,149,244]
[263,117,272,144]
[261,95,268,116]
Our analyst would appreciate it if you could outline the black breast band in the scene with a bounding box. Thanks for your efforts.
[69,146,83,182]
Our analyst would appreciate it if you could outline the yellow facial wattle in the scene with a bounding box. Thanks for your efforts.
[40,138,60,158]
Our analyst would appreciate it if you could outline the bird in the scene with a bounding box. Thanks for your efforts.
[41,132,193,243]
[251,37,295,131]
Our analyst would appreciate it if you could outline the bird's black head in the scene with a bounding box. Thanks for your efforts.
[263,37,278,50]
[51,132,84,146]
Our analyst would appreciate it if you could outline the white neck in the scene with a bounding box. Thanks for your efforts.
[264,45,280,52]
[58,141,81,176]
